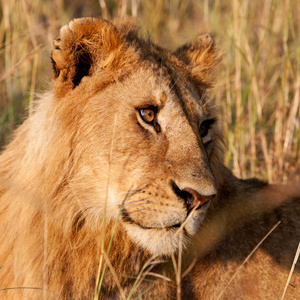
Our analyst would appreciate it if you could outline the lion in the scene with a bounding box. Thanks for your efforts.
[0,17,299,299]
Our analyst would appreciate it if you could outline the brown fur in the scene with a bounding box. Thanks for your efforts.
[0,17,299,299]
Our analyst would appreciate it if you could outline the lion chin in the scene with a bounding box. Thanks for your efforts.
[0,17,299,300]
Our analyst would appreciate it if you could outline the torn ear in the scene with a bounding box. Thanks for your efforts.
[51,18,125,97]
[174,33,221,88]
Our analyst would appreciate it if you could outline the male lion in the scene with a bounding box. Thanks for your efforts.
[0,17,299,299]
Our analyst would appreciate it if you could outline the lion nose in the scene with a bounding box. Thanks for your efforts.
[171,181,216,210]
[182,188,215,209]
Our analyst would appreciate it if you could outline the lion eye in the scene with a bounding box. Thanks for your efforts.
[200,122,209,138]
[200,119,215,138]
[139,108,156,123]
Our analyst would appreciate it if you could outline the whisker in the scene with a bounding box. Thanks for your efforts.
[122,208,150,214]
[124,197,152,205]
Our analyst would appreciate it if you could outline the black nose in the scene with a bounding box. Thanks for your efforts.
[171,181,215,210]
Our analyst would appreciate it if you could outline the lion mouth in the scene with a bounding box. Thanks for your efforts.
[121,209,182,229]
[121,201,210,231]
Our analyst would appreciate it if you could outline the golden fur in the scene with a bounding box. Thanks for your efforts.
[0,17,299,299]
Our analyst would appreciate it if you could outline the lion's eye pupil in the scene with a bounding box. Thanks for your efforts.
[140,108,155,123]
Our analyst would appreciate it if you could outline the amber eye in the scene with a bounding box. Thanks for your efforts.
[139,108,156,123]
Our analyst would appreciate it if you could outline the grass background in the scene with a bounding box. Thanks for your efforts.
[0,0,299,183]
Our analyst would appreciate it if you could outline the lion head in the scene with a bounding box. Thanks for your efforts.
[48,18,222,256]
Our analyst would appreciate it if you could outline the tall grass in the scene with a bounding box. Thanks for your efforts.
[0,0,299,183]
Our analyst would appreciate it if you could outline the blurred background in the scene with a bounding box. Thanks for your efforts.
[0,0,299,182]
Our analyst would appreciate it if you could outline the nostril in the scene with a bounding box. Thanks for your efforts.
[171,181,215,210]
[182,188,215,209]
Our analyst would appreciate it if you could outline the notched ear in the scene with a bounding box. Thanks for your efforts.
[51,17,125,97]
[174,33,221,88]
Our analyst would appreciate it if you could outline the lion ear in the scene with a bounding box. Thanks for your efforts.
[174,33,220,88]
[51,18,125,97]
